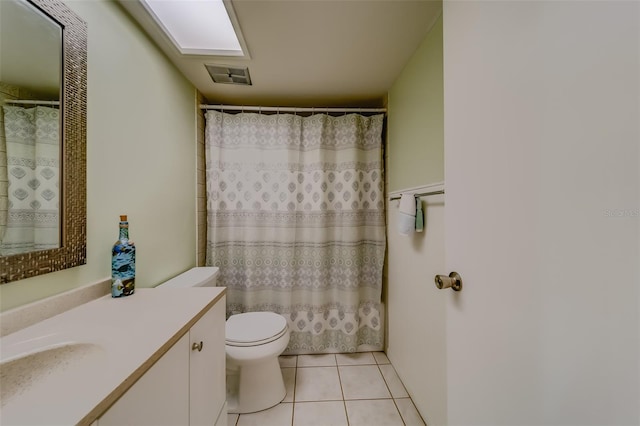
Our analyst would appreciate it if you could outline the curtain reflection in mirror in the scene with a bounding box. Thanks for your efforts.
[0,105,59,255]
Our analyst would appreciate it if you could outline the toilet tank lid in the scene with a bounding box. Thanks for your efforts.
[157,267,220,288]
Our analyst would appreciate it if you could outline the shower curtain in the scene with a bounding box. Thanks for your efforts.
[205,111,385,354]
[1,106,60,255]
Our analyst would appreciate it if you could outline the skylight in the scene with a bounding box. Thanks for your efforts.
[141,0,245,56]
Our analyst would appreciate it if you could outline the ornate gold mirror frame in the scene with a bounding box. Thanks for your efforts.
[0,0,86,283]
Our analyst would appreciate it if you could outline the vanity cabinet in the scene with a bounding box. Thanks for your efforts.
[98,297,226,426]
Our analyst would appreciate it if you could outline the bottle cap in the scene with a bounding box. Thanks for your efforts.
[120,215,127,221]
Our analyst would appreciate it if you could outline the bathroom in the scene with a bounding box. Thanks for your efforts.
[0,0,638,425]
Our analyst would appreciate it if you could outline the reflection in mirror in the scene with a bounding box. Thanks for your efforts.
[0,0,62,255]
[0,0,87,283]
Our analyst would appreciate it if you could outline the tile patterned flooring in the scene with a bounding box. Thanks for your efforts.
[228,352,426,426]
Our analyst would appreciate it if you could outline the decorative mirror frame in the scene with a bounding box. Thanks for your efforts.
[0,0,86,283]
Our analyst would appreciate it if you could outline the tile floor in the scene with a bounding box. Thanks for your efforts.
[228,352,426,426]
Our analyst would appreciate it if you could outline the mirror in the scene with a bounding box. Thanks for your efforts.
[0,0,86,283]
[1,0,62,255]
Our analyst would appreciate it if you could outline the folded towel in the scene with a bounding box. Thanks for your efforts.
[399,193,416,216]
[397,193,416,236]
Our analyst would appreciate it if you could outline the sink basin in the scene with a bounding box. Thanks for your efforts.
[1,343,104,407]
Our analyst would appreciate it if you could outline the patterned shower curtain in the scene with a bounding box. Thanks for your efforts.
[205,111,385,354]
[1,106,60,255]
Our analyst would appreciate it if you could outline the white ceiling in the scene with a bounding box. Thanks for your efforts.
[117,0,442,108]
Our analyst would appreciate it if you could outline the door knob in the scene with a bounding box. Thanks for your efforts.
[434,272,462,291]
[192,341,204,352]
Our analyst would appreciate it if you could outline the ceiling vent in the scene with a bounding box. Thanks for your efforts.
[205,65,252,85]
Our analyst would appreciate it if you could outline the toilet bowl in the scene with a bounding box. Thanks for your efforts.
[226,312,290,414]
[157,267,290,415]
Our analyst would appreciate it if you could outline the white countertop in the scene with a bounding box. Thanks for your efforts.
[0,287,226,426]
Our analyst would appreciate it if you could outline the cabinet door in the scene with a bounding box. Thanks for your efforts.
[189,296,226,426]
[98,333,190,426]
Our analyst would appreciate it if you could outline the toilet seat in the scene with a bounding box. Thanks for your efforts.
[226,312,288,347]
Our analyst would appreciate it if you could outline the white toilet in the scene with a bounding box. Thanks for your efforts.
[157,267,291,414]
[225,311,290,414]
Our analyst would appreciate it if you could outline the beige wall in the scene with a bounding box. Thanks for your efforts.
[387,15,444,193]
[385,13,446,426]
[0,0,197,311]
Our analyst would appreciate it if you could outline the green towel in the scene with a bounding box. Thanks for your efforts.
[415,197,424,232]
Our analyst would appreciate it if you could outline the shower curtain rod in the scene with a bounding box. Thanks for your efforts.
[199,104,386,114]
[4,99,60,106]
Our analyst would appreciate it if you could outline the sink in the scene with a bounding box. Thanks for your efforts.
[1,343,104,407]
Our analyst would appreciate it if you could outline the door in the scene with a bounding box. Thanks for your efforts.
[443,1,639,425]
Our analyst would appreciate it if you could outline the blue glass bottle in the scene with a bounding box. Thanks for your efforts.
[111,215,135,297]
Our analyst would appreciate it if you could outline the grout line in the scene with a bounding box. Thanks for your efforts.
[293,355,298,399]
[336,364,346,400]
[335,357,350,426]
[296,353,338,368]
[377,360,407,426]
[295,398,349,402]
[347,395,399,400]
[378,359,427,425]
[291,355,297,426]
[395,397,429,426]
[297,365,339,368]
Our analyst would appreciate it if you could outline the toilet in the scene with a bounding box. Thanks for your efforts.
[157,267,291,414]
[225,311,290,414]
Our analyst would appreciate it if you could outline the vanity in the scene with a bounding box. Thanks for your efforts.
[0,287,227,426]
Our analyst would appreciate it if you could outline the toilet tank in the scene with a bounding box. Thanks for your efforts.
[156,267,220,289]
